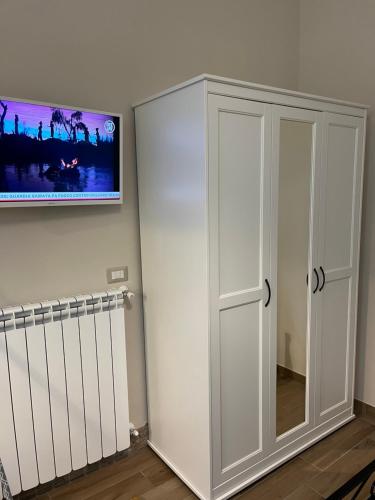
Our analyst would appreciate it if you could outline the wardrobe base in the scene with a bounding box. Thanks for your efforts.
[214,410,354,500]
[149,411,355,500]
[147,440,208,500]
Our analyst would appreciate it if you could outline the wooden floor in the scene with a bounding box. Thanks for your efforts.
[277,375,306,436]
[28,412,375,500]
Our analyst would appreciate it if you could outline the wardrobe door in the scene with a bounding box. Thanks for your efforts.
[208,95,272,486]
[270,106,323,448]
[316,113,365,424]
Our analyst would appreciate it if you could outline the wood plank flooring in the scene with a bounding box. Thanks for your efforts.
[277,375,306,436]
[24,412,375,500]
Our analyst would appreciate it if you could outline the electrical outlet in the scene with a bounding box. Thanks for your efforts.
[107,266,128,284]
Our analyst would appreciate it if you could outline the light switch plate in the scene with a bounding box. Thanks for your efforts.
[107,266,128,284]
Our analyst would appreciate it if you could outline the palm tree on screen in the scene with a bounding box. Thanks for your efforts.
[51,109,87,142]
[0,100,8,136]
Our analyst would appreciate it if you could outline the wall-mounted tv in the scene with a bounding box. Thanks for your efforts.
[0,97,122,206]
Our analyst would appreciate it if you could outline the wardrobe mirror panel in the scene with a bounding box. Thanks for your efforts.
[276,119,312,437]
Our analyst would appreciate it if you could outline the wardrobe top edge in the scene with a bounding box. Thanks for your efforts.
[133,74,369,110]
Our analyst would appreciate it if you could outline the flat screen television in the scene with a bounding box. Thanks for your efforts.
[0,97,122,206]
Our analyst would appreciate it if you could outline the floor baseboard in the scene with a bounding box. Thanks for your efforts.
[354,399,375,419]
[277,364,306,384]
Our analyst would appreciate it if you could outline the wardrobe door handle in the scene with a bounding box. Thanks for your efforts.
[265,279,271,307]
[313,268,319,294]
[319,266,326,291]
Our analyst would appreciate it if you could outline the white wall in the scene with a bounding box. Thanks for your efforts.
[0,0,300,427]
[298,0,375,406]
[277,120,311,376]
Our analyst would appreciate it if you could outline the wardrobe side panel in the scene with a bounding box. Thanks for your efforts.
[135,82,210,499]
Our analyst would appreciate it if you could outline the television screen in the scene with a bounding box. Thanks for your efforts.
[0,97,122,206]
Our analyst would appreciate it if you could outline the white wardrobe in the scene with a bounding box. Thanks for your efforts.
[135,75,367,500]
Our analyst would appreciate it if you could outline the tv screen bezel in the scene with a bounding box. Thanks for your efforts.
[0,95,123,207]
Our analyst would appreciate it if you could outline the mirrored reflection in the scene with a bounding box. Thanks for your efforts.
[276,119,312,437]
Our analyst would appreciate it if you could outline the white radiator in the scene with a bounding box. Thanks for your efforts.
[0,287,132,497]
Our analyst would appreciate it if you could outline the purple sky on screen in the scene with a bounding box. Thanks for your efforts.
[1,99,116,141]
